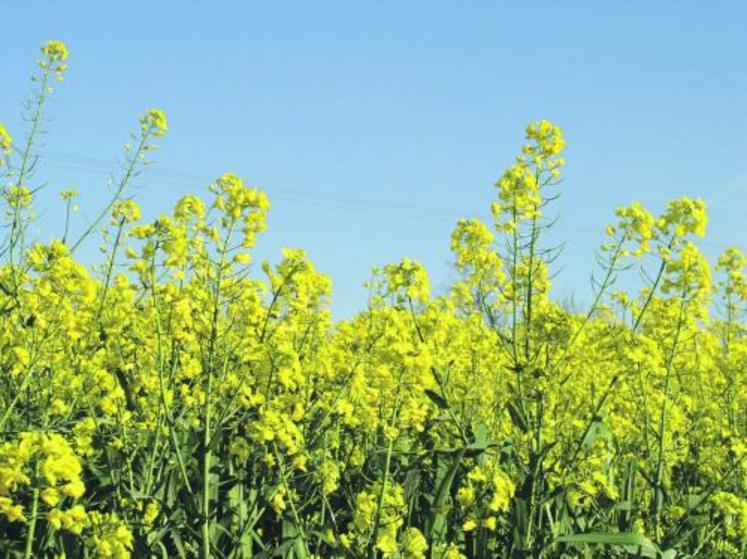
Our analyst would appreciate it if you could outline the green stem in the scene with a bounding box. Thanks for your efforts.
[202,222,234,559]
[10,66,50,273]
[550,236,626,383]
[369,387,403,558]
[633,235,676,333]
[511,203,519,366]
[24,486,40,559]
[70,131,149,253]
[369,433,396,558]
[273,443,310,555]
[653,284,687,540]
[95,217,126,321]
[148,245,194,495]
[202,363,213,559]
[524,215,539,363]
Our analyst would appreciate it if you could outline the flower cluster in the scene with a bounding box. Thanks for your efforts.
[39,40,69,79]
[0,123,12,160]
[140,108,168,138]
[0,433,85,524]
[492,119,565,231]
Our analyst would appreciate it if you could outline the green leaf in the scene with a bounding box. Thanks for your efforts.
[254,538,297,558]
[472,422,489,449]
[425,448,466,543]
[506,399,529,433]
[581,417,610,449]
[424,389,449,410]
[555,532,662,558]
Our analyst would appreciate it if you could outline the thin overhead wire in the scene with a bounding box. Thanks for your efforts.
[36,150,747,252]
[41,151,490,224]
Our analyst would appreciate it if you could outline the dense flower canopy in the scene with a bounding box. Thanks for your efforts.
[0,41,745,559]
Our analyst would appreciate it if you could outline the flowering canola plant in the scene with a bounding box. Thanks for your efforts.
[0,41,745,559]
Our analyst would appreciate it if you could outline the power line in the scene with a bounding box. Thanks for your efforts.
[35,150,747,252]
[41,151,486,223]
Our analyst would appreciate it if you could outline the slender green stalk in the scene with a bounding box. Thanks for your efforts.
[24,486,40,559]
[369,388,403,558]
[202,362,213,559]
[653,283,688,541]
[550,236,626,382]
[69,132,149,253]
[633,235,676,333]
[369,433,396,559]
[145,243,194,495]
[202,221,235,559]
[511,203,520,366]
[524,215,539,363]
[9,65,51,279]
[273,443,310,556]
[95,217,126,321]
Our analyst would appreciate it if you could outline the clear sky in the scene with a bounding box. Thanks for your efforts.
[2,2,746,316]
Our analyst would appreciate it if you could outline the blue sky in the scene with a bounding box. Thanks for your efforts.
[2,2,746,316]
